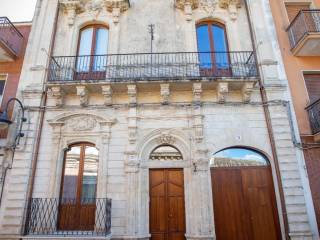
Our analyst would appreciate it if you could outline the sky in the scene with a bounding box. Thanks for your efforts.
[0,0,37,22]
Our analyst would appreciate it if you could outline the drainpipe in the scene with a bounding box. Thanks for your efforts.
[22,0,60,235]
[244,0,290,239]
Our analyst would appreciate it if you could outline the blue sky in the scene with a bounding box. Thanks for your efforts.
[0,0,37,22]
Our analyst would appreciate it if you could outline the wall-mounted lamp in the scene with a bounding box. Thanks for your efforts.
[0,98,27,148]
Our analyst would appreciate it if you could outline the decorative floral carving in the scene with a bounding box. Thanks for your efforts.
[199,0,217,16]
[67,116,97,131]
[157,133,176,145]
[101,85,113,106]
[60,0,85,25]
[104,0,130,23]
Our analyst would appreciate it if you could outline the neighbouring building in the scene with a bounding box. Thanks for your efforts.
[0,0,318,239]
[0,17,31,209]
[269,0,320,234]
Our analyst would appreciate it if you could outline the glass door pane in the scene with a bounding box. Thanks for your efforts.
[81,146,99,203]
[196,25,212,69]
[77,28,93,72]
[61,146,81,203]
[212,25,229,69]
[93,28,108,71]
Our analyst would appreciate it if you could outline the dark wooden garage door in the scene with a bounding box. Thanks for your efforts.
[211,166,281,240]
[150,169,186,240]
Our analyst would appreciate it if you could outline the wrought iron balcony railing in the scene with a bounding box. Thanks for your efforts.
[48,51,258,82]
[287,10,320,49]
[0,17,23,57]
[24,198,112,236]
[306,98,320,135]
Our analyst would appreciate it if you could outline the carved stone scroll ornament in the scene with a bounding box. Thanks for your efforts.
[76,85,89,107]
[157,133,176,145]
[242,82,255,103]
[60,0,85,25]
[217,82,228,103]
[175,0,199,20]
[104,0,130,23]
[160,84,170,105]
[66,116,97,131]
[48,86,65,107]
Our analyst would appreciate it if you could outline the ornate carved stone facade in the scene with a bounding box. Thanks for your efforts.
[0,0,317,239]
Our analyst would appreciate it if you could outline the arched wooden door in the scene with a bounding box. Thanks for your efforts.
[58,143,99,231]
[211,148,281,240]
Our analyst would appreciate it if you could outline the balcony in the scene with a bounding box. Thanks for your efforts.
[24,198,112,237]
[287,10,320,56]
[0,17,23,61]
[306,98,320,142]
[48,51,258,83]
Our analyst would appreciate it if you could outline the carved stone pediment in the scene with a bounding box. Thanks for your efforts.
[48,113,116,133]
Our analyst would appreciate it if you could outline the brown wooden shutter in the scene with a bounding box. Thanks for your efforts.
[304,74,320,103]
[285,4,310,22]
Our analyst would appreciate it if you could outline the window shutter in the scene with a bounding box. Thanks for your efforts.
[304,74,320,103]
[285,4,310,22]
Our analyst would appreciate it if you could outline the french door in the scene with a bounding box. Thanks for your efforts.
[58,143,99,231]
[149,169,186,240]
[76,25,108,80]
[196,22,231,77]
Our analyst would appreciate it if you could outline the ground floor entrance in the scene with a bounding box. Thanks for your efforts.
[211,166,281,240]
[149,169,186,240]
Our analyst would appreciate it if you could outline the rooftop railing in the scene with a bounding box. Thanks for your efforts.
[306,98,320,135]
[0,17,23,57]
[48,51,258,82]
[287,10,320,49]
[24,198,112,236]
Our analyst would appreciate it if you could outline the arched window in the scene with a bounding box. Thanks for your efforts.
[196,21,230,75]
[211,147,269,167]
[76,25,109,79]
[150,145,183,161]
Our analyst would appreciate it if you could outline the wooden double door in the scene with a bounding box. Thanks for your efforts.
[211,166,281,240]
[149,169,186,240]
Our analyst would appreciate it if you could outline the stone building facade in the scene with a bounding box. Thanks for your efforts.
[0,0,318,239]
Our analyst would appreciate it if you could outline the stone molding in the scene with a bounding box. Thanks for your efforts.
[127,84,137,106]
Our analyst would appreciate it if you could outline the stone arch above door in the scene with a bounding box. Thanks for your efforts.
[137,129,192,169]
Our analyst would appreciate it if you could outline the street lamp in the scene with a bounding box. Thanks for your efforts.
[0,98,27,147]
